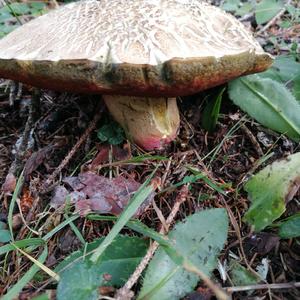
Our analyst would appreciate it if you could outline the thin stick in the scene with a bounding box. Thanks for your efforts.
[116,185,189,299]
[240,124,263,157]
[184,263,228,300]
[226,281,300,293]
[42,105,104,192]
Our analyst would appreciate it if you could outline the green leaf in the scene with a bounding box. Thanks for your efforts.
[294,77,300,101]
[270,56,300,82]
[229,260,260,286]
[57,260,101,300]
[255,0,284,25]
[279,20,292,28]
[278,213,300,238]
[0,221,6,229]
[0,10,11,21]
[5,3,31,15]
[258,56,300,100]
[221,0,240,12]
[0,229,11,243]
[235,2,254,16]
[139,209,228,300]
[56,235,148,287]
[228,75,300,141]
[244,152,300,231]
[31,294,49,300]
[30,2,47,11]
[97,122,125,145]
[202,87,225,133]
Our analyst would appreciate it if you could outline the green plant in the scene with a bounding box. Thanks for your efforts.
[0,1,47,38]
[56,236,149,300]
[222,0,285,24]
[139,209,228,300]
[201,87,226,133]
[243,152,300,231]
[97,120,125,145]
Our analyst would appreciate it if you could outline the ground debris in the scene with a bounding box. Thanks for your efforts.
[51,172,155,216]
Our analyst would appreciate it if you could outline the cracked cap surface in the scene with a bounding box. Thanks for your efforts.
[0,0,273,96]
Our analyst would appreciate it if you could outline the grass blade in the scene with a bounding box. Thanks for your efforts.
[0,238,44,256]
[8,172,24,240]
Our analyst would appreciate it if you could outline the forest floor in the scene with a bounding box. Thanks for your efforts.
[0,0,299,299]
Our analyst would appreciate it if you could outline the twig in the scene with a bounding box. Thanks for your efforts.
[240,124,263,157]
[256,0,292,35]
[226,281,300,293]
[41,105,104,192]
[183,263,229,300]
[116,185,190,300]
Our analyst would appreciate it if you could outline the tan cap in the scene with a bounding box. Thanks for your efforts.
[0,0,273,96]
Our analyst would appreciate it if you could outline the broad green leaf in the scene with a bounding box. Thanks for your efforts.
[0,221,6,229]
[279,20,292,28]
[229,260,260,286]
[278,213,300,238]
[56,235,148,287]
[139,209,228,300]
[2,3,31,15]
[57,260,101,300]
[0,10,11,21]
[0,229,11,243]
[1,2,46,16]
[258,56,300,100]
[221,0,240,12]
[244,152,300,231]
[30,2,47,11]
[235,2,254,16]
[202,87,225,133]
[228,75,300,141]
[294,77,300,101]
[32,294,49,300]
[255,0,284,25]
[264,56,300,82]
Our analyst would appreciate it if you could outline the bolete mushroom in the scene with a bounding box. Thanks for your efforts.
[0,0,273,150]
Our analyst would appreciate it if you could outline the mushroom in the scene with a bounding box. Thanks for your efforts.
[0,0,273,150]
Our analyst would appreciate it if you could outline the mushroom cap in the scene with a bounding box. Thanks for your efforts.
[0,0,273,97]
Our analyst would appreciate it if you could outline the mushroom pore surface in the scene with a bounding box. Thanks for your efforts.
[0,0,273,150]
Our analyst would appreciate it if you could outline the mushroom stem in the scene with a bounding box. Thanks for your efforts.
[103,95,180,150]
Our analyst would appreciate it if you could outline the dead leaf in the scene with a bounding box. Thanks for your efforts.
[112,143,131,161]
[89,145,110,170]
[245,232,279,255]
[20,189,34,215]
[51,172,155,216]
[2,173,16,194]
[24,145,53,179]
[88,143,131,171]
[51,186,69,209]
